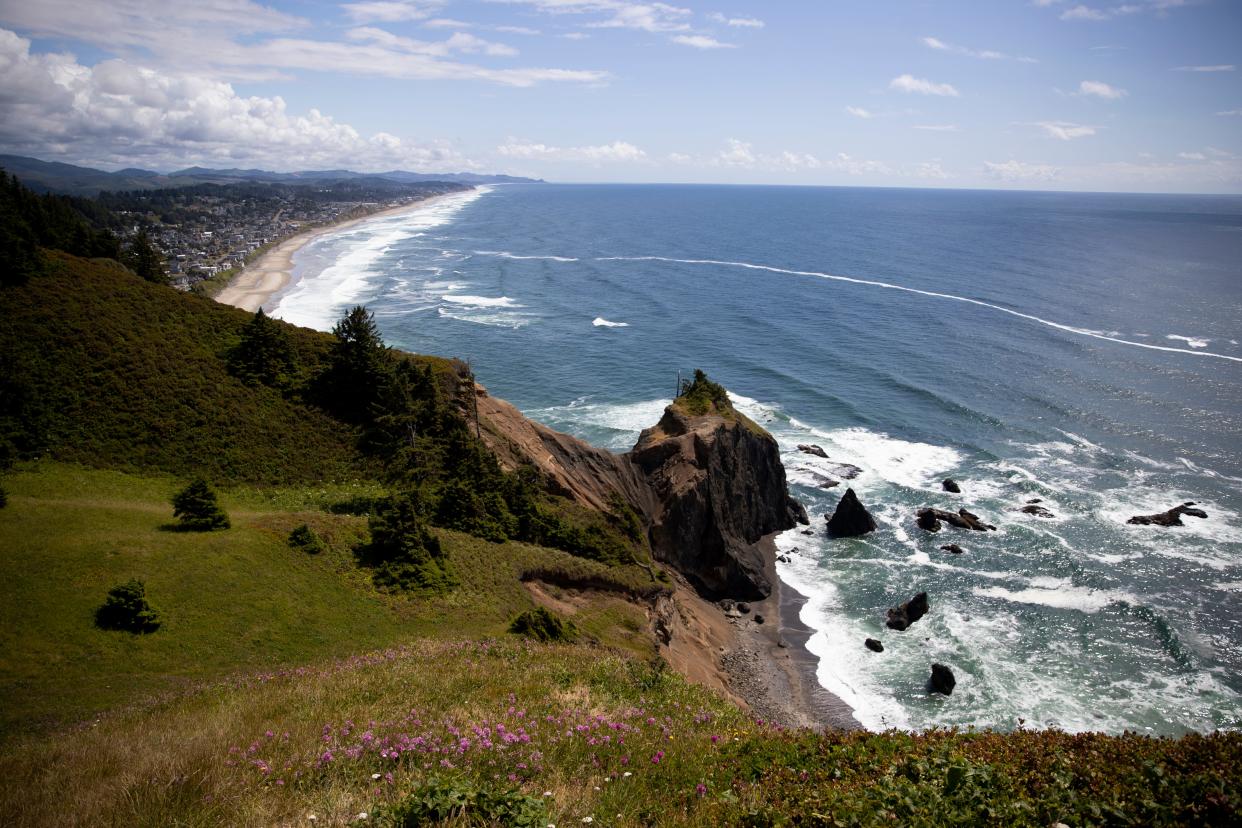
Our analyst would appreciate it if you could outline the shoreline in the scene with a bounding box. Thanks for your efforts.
[658,536,860,732]
[214,191,466,313]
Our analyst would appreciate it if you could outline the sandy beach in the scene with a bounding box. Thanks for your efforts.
[214,192,463,313]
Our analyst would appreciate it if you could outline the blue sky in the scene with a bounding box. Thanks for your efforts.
[0,0,1239,192]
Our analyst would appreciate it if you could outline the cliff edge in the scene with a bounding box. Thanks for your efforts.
[474,370,807,600]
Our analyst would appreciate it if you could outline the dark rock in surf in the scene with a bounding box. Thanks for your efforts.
[1127,502,1208,527]
[736,602,751,615]
[929,663,956,695]
[942,479,961,493]
[886,591,929,631]
[940,543,963,554]
[1020,503,1055,518]
[797,444,828,459]
[826,488,877,537]
[865,638,884,653]
[916,507,995,532]
[753,613,765,624]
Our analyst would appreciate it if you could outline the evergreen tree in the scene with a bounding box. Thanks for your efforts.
[320,305,396,425]
[172,477,230,530]
[228,309,297,387]
[95,579,161,633]
[0,173,42,286]
[123,229,167,284]
[359,492,454,592]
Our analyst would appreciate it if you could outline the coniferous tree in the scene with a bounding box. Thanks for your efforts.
[359,492,454,592]
[123,229,167,284]
[321,305,396,425]
[172,478,230,530]
[95,579,161,633]
[228,309,297,387]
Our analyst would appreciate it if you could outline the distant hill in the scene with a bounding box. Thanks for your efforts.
[0,154,542,196]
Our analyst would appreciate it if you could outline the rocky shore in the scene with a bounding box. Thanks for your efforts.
[473,379,859,731]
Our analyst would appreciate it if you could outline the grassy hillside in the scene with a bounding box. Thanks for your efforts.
[0,463,656,737]
[0,251,370,483]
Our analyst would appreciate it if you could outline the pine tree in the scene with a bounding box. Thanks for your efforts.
[228,309,297,387]
[360,492,454,592]
[172,478,230,531]
[321,305,396,425]
[95,579,161,633]
[123,229,167,284]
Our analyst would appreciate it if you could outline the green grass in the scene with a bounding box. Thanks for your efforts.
[0,634,1236,827]
[0,463,658,737]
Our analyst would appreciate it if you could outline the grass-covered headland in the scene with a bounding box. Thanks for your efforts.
[0,177,1238,826]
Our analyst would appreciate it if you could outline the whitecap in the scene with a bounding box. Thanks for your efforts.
[442,294,522,308]
[1166,334,1210,348]
[473,250,579,262]
[972,583,1136,613]
[592,317,630,328]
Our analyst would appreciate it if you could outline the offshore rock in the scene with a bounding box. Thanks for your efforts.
[631,406,805,600]
[865,638,884,653]
[797,444,828,458]
[940,543,964,554]
[929,663,956,695]
[886,591,929,631]
[825,488,878,537]
[1020,503,1056,518]
[1127,502,1208,527]
[942,479,961,493]
[916,507,996,532]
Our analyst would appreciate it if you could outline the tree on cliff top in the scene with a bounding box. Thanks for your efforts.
[172,478,230,531]
[122,229,167,285]
[676,369,733,416]
[228,308,297,388]
[319,305,395,425]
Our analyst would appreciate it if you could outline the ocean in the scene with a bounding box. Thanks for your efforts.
[270,183,1242,736]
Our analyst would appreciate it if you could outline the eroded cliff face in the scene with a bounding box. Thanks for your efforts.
[631,407,807,600]
[474,381,807,601]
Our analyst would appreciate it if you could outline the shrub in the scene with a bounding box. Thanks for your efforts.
[94,579,161,633]
[287,523,325,554]
[358,494,455,593]
[171,478,230,531]
[376,777,548,827]
[676,368,733,416]
[509,607,578,643]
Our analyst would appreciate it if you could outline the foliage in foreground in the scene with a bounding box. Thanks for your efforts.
[0,638,1237,828]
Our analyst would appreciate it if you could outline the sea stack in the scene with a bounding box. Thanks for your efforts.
[826,488,877,537]
[886,591,929,631]
[1127,502,1208,527]
[929,663,956,695]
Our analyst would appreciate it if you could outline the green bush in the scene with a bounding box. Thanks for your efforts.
[287,523,325,554]
[676,368,733,416]
[94,579,161,633]
[509,606,578,643]
[171,478,230,531]
[376,777,548,827]
[358,494,455,593]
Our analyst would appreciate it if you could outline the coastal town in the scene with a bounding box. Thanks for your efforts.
[98,179,470,290]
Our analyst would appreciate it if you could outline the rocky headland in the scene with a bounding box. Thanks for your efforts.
[472,375,857,730]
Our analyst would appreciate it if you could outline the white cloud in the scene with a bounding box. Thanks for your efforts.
[666,151,693,163]
[921,35,1036,63]
[914,124,958,131]
[0,28,476,171]
[709,13,764,28]
[1058,1,1186,21]
[1174,65,1234,72]
[672,34,734,49]
[1218,109,1242,116]
[914,161,949,179]
[984,160,1060,182]
[716,138,756,166]
[496,1,692,33]
[1061,5,1110,20]
[495,25,542,34]
[1078,79,1126,99]
[845,106,874,119]
[0,3,606,88]
[1178,151,1206,161]
[343,1,446,23]
[497,139,648,162]
[824,152,892,176]
[1036,120,1097,140]
[561,32,590,39]
[890,74,960,96]
[423,18,473,28]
